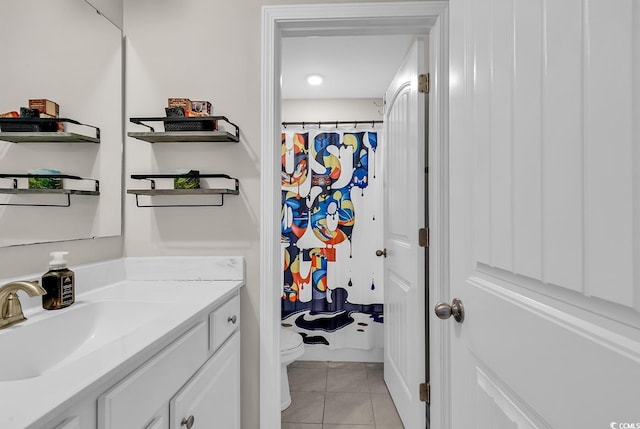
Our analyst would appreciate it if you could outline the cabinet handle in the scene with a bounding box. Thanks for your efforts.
[181,415,195,429]
[227,315,237,324]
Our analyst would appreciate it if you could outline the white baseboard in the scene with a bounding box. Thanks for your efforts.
[300,346,383,362]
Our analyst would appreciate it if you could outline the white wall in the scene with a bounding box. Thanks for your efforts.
[123,3,260,428]
[0,237,123,279]
[122,3,401,427]
[282,98,383,122]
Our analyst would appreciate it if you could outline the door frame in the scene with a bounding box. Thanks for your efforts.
[260,3,450,428]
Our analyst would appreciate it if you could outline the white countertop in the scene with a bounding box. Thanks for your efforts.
[0,278,243,429]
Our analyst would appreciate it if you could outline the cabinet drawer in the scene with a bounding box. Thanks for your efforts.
[98,322,208,429]
[209,294,240,353]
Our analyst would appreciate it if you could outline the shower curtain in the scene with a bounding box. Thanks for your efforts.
[281,127,384,351]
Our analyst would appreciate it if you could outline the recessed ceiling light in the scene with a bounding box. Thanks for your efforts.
[307,74,323,86]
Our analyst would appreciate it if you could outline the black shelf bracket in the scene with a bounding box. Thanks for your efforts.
[129,116,240,140]
[131,193,227,208]
[0,174,100,207]
[128,173,239,208]
[0,193,73,208]
[0,117,100,142]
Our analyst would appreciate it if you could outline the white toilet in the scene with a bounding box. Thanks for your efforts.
[280,328,305,410]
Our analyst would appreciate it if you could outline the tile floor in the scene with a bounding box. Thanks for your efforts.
[281,361,405,429]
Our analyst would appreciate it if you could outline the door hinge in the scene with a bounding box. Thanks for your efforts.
[418,73,430,93]
[420,382,430,403]
[419,228,430,248]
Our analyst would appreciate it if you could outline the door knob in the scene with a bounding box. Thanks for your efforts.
[434,298,464,323]
[375,248,387,257]
[181,415,195,429]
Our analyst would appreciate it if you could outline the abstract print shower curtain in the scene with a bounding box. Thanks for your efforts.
[281,128,384,351]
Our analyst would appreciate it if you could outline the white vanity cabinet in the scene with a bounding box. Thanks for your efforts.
[0,258,244,429]
[97,294,241,429]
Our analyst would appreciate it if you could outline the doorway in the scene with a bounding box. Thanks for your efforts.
[260,3,450,428]
[280,34,413,364]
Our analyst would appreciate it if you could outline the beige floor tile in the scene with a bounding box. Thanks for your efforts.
[365,369,389,394]
[282,424,323,429]
[364,362,383,371]
[291,360,330,369]
[327,361,366,370]
[323,425,375,429]
[323,392,375,425]
[283,361,405,428]
[326,367,370,393]
[371,393,403,426]
[365,365,383,377]
[289,367,328,392]
[282,391,326,424]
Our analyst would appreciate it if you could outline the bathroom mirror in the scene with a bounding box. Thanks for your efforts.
[0,0,123,247]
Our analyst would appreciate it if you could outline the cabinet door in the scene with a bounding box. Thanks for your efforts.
[170,332,240,429]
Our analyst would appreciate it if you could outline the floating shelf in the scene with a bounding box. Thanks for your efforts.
[0,173,100,207]
[0,118,100,143]
[0,188,99,196]
[0,132,100,144]
[127,173,239,207]
[128,116,239,143]
[127,131,236,143]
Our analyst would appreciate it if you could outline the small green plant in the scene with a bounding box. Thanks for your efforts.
[28,169,62,189]
[174,170,200,189]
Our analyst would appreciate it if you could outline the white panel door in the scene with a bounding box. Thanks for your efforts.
[383,37,426,429]
[448,0,640,428]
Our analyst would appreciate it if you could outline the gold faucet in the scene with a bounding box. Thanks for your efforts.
[0,281,46,330]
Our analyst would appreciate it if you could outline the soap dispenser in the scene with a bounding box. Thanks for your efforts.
[42,251,75,310]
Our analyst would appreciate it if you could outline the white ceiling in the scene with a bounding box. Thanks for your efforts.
[281,35,416,99]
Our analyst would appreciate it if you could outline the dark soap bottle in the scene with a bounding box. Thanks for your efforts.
[42,251,75,310]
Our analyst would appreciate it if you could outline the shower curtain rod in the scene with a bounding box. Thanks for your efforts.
[281,120,383,128]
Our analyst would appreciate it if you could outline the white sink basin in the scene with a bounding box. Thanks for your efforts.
[0,300,171,381]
